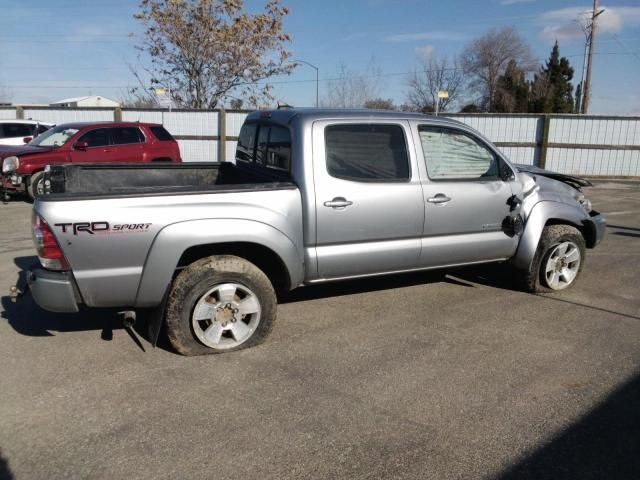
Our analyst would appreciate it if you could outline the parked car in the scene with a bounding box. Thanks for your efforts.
[21,109,606,355]
[1,121,181,199]
[0,120,53,145]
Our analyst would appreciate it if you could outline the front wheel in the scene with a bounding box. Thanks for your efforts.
[520,225,586,293]
[165,255,276,355]
[27,171,45,199]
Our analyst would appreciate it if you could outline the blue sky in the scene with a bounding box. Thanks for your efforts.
[0,0,639,113]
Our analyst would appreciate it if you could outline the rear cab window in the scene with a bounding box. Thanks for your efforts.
[235,122,291,173]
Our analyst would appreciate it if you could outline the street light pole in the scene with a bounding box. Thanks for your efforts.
[293,59,319,108]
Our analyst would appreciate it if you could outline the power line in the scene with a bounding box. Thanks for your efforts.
[1,50,637,90]
[609,33,640,64]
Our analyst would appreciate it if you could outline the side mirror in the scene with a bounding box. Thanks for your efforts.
[23,137,32,144]
[75,141,89,151]
[500,161,515,181]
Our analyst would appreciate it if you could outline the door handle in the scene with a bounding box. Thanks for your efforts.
[427,194,451,204]
[324,197,353,209]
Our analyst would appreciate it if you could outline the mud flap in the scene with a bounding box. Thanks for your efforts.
[148,286,170,348]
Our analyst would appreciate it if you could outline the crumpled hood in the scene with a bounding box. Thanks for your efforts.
[0,144,53,159]
[515,164,592,190]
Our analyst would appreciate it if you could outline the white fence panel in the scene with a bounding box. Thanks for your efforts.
[177,139,218,163]
[446,114,541,143]
[547,148,640,176]
[123,110,218,137]
[23,108,114,123]
[225,141,238,163]
[0,108,16,120]
[226,112,248,138]
[496,147,537,165]
[547,116,640,176]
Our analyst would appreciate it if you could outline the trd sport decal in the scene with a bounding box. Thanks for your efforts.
[54,222,152,235]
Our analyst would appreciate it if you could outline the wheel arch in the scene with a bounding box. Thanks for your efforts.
[513,201,589,270]
[134,218,304,308]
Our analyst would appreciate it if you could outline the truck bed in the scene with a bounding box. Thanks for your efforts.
[44,162,295,200]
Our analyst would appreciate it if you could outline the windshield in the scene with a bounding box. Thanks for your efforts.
[29,125,79,148]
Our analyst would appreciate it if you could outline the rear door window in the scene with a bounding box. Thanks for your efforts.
[325,124,410,182]
[1,123,34,138]
[111,127,144,145]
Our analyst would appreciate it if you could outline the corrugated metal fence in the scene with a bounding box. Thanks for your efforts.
[1,107,638,176]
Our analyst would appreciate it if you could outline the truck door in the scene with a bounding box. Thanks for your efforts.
[312,120,425,279]
[414,124,519,267]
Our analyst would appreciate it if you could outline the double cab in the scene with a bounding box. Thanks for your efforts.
[23,109,606,355]
[1,121,181,199]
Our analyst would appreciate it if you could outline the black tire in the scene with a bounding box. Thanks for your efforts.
[27,171,45,199]
[520,224,586,293]
[165,255,276,355]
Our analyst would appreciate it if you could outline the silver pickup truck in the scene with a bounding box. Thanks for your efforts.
[24,109,606,355]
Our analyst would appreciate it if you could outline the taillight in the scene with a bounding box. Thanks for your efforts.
[31,213,69,270]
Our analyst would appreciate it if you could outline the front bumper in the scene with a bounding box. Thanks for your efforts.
[585,210,607,248]
[27,269,81,313]
[1,173,24,193]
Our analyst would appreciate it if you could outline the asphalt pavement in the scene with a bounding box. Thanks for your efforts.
[1,181,639,480]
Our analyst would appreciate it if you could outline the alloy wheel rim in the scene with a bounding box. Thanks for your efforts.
[543,241,581,290]
[191,282,261,349]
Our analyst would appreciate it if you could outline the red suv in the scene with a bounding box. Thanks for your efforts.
[1,122,181,199]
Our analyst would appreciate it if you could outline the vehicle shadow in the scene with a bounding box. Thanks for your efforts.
[1,255,155,351]
[0,448,13,480]
[278,269,468,304]
[492,370,640,480]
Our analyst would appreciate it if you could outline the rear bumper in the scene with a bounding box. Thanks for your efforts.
[27,269,81,313]
[585,211,607,248]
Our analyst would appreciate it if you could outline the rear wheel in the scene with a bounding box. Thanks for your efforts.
[165,255,276,355]
[27,171,45,199]
[520,225,586,293]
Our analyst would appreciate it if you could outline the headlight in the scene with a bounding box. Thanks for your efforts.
[2,156,19,173]
[578,196,592,213]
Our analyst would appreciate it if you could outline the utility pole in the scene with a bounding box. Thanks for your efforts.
[582,0,605,114]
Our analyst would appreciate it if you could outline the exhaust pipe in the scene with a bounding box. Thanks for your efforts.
[119,310,137,328]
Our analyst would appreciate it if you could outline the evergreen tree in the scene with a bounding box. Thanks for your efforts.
[529,41,575,113]
[494,60,529,112]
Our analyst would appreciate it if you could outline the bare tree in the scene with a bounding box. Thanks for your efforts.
[120,64,161,108]
[322,62,381,108]
[134,0,294,109]
[460,27,535,112]
[363,98,396,110]
[406,53,463,113]
[0,84,12,104]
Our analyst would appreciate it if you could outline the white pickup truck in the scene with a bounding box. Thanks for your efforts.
[22,109,606,355]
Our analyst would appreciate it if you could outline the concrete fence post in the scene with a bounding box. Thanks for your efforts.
[15,106,24,120]
[218,109,227,163]
[539,114,551,169]
[114,107,122,122]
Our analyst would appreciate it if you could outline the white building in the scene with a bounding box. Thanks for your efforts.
[50,95,120,108]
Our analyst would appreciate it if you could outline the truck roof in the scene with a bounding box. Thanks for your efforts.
[245,108,467,127]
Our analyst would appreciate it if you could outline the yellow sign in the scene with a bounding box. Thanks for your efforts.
[437,90,449,99]
[154,87,167,95]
